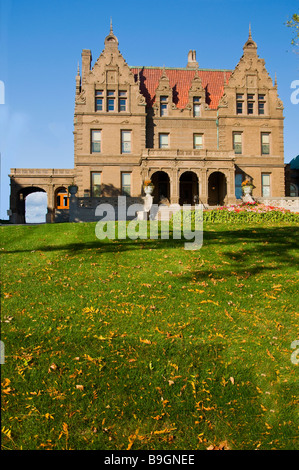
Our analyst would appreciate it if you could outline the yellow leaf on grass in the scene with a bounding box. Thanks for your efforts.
[200,300,219,305]
[154,426,176,435]
[127,428,139,450]
[140,338,151,344]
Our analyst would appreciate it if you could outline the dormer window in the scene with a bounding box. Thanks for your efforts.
[160,96,168,116]
[193,97,200,117]
[107,90,115,112]
[95,90,103,111]
[258,94,265,115]
[119,91,127,112]
[247,94,254,114]
[236,94,244,114]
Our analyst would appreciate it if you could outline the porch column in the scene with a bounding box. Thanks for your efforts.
[46,185,55,223]
[170,168,179,204]
[227,169,237,205]
[200,169,208,204]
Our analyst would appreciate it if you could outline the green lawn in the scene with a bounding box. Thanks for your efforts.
[1,220,298,450]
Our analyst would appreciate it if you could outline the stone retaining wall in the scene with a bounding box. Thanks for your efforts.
[256,197,299,213]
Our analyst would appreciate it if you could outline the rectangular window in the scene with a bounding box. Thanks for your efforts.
[193,97,200,117]
[193,133,203,149]
[95,90,103,111]
[261,133,270,155]
[236,94,244,114]
[107,90,115,112]
[91,130,101,153]
[233,132,242,154]
[258,94,265,115]
[159,133,169,148]
[121,172,131,196]
[160,96,168,116]
[262,174,271,197]
[119,90,127,112]
[91,172,101,197]
[247,94,254,114]
[121,130,131,154]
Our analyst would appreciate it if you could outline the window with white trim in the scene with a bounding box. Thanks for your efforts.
[262,174,271,197]
[233,132,242,154]
[193,134,203,149]
[159,133,169,148]
[91,130,101,153]
[121,130,131,154]
[121,173,131,196]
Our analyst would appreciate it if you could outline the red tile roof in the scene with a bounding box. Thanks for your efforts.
[130,67,232,110]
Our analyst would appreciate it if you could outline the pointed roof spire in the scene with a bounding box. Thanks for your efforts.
[77,61,80,76]
[104,18,118,49]
[243,23,257,53]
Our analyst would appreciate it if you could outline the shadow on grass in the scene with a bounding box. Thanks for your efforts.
[3,226,299,276]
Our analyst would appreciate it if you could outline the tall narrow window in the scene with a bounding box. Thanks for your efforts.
[262,174,271,197]
[236,94,244,114]
[261,133,270,155]
[193,97,200,117]
[160,96,168,116]
[121,173,131,196]
[121,130,131,154]
[233,132,242,154]
[107,90,115,112]
[119,91,127,112]
[159,133,169,149]
[193,134,203,149]
[95,90,103,111]
[247,94,254,114]
[258,94,265,115]
[91,130,101,153]
[91,172,101,197]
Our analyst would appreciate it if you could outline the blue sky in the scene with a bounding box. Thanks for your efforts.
[0,0,298,221]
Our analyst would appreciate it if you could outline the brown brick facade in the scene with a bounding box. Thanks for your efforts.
[9,25,285,223]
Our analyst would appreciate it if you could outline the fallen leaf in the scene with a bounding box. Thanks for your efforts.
[140,338,151,344]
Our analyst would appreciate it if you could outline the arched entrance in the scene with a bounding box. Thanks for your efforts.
[179,171,199,205]
[208,172,227,206]
[18,187,47,224]
[151,171,170,204]
[55,187,69,209]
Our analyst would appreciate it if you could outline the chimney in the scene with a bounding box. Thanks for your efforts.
[81,49,92,82]
[187,50,198,69]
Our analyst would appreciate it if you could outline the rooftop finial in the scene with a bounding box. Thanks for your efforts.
[110,17,113,34]
[77,61,80,76]
[249,22,252,39]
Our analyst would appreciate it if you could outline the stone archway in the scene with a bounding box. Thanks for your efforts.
[55,187,69,209]
[9,168,75,223]
[150,171,171,204]
[179,171,199,205]
[208,171,227,206]
[18,187,47,224]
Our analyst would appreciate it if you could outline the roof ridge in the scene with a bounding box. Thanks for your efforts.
[129,66,233,72]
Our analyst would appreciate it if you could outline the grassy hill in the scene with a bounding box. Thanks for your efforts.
[1,219,298,450]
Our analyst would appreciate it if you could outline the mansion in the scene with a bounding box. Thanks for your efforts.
[9,25,287,223]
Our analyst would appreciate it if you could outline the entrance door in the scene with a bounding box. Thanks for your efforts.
[208,172,227,206]
[179,171,199,205]
[151,171,170,204]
